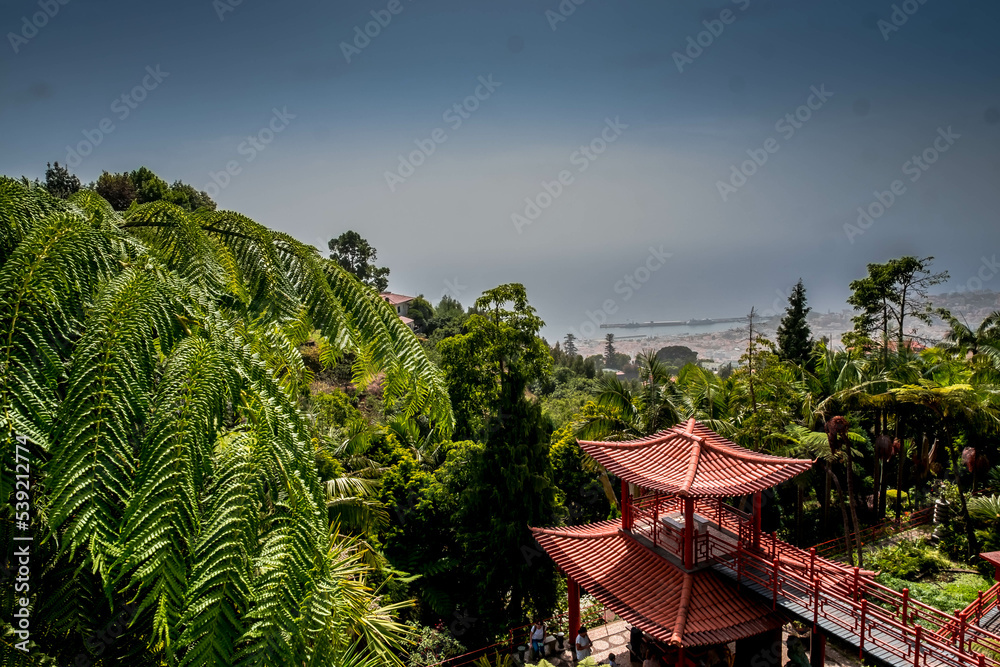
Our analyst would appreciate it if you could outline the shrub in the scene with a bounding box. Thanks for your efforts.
[885,489,908,505]
[310,388,362,431]
[870,540,949,580]
[408,623,468,667]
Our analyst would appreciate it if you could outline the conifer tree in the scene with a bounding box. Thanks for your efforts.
[776,279,813,366]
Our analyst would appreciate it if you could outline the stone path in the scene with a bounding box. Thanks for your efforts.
[516,621,861,667]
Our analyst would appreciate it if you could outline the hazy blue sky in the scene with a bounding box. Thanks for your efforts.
[2,0,998,340]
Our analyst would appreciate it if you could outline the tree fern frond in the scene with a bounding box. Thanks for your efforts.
[48,268,179,570]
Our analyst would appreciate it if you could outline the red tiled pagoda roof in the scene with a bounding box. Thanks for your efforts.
[532,522,785,646]
[980,551,1000,567]
[577,418,813,497]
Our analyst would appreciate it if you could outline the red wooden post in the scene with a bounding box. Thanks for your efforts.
[737,543,743,586]
[568,577,580,653]
[810,547,817,582]
[621,479,630,531]
[958,611,966,652]
[913,625,922,667]
[684,497,694,569]
[813,578,821,632]
[717,498,722,526]
[859,599,867,659]
[753,491,762,550]
[771,531,777,560]
[810,630,826,667]
[678,644,686,667]
[978,653,987,667]
[853,567,860,603]
[978,590,984,622]
[772,558,780,610]
[902,588,910,626]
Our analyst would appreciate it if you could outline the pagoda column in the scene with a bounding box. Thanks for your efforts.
[810,630,826,667]
[568,576,580,652]
[752,491,762,550]
[622,479,631,531]
[683,496,694,569]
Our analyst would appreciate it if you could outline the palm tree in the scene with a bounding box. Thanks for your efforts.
[574,350,685,441]
[0,180,452,666]
[890,379,1000,558]
[939,309,1000,357]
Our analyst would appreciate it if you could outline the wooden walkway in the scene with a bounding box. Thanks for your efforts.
[707,538,1000,667]
[713,560,917,667]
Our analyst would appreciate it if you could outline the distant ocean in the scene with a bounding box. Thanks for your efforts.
[541,319,749,343]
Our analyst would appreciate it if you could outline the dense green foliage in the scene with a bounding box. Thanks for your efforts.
[869,540,950,580]
[0,177,451,666]
[93,167,216,212]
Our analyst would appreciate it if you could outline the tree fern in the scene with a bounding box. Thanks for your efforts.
[0,178,436,666]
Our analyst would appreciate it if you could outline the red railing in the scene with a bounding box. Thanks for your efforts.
[968,583,1000,626]
[812,507,934,560]
[938,582,1000,643]
[713,536,1000,667]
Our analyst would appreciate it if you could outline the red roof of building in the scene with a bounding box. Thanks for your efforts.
[577,418,813,497]
[531,522,785,646]
[980,551,1000,567]
[380,292,415,305]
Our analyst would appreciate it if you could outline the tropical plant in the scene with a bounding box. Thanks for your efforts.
[0,178,453,666]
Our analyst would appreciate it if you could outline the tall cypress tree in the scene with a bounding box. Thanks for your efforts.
[776,279,813,366]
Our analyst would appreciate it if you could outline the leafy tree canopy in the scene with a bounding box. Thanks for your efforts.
[848,256,948,355]
[656,345,698,369]
[328,229,391,292]
[92,166,216,212]
[44,161,81,198]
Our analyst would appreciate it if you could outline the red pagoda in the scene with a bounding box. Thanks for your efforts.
[530,418,815,666]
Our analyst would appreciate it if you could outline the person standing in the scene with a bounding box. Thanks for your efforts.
[530,619,546,659]
[576,626,592,661]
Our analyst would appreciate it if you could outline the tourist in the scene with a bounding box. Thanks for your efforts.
[642,648,661,667]
[575,626,592,661]
[530,619,546,659]
[606,652,619,666]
